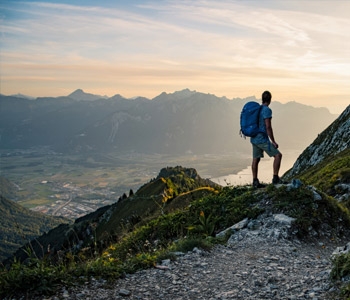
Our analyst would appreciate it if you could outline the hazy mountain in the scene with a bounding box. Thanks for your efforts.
[9,93,35,100]
[68,89,108,101]
[0,89,337,156]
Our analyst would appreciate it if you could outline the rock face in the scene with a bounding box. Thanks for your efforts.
[285,105,350,178]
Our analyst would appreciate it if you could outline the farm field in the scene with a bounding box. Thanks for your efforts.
[0,148,250,218]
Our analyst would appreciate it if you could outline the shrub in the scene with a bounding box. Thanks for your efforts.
[331,252,350,298]
[0,257,72,298]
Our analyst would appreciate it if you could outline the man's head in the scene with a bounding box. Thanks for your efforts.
[262,91,272,104]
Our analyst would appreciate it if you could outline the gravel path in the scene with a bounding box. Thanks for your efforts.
[52,238,347,300]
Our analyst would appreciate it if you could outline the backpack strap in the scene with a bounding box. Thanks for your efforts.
[259,105,270,144]
[257,105,269,141]
[257,105,263,130]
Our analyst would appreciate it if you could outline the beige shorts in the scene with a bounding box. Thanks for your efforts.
[252,142,280,158]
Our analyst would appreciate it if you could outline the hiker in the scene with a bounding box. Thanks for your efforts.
[251,91,282,188]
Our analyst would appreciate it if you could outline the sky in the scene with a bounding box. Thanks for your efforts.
[0,0,349,114]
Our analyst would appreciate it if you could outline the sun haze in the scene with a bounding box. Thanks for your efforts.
[1,0,349,114]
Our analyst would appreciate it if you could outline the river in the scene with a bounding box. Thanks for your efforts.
[211,150,302,186]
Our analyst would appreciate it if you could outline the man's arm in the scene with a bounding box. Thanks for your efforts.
[265,118,278,148]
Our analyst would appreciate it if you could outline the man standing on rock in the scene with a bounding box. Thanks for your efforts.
[251,91,283,188]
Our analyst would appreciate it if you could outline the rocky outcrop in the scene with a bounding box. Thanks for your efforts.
[285,105,349,178]
[157,166,199,180]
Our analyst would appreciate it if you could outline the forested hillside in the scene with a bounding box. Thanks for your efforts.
[0,195,68,262]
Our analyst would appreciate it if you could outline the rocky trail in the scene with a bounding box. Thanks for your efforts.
[48,212,350,300]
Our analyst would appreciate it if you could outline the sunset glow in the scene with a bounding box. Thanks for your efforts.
[1,0,349,113]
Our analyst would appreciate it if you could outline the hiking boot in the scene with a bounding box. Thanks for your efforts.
[253,178,266,189]
[272,175,287,185]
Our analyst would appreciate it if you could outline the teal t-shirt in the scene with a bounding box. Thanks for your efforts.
[250,105,271,144]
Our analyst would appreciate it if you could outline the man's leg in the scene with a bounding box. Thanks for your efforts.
[252,158,265,188]
[251,144,265,188]
[272,152,283,184]
[252,144,263,181]
[273,152,282,176]
[252,157,260,180]
[257,142,283,184]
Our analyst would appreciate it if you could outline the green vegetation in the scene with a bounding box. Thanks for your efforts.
[0,177,18,199]
[0,196,69,262]
[284,148,350,297]
[290,148,350,210]
[1,177,349,298]
[1,138,350,299]
[331,252,350,298]
[265,185,350,238]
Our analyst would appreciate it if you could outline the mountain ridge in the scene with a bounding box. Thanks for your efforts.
[285,104,350,178]
[0,89,338,156]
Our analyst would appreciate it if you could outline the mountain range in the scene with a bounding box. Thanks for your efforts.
[0,89,337,156]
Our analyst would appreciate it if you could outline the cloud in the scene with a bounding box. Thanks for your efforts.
[1,0,349,113]
[2,1,347,67]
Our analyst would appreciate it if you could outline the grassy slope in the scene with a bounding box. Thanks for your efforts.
[290,148,350,210]
[2,159,350,298]
[285,147,350,298]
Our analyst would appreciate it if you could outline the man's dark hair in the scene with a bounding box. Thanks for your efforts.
[262,91,272,103]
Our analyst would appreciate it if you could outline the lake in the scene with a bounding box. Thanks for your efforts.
[211,150,302,186]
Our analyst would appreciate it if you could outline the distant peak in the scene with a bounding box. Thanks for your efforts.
[9,93,35,100]
[172,88,196,98]
[68,89,85,96]
[68,89,107,101]
[244,96,257,101]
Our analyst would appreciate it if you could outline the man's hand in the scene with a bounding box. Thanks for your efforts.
[272,141,279,149]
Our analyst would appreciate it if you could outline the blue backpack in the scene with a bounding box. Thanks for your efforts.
[239,101,263,138]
